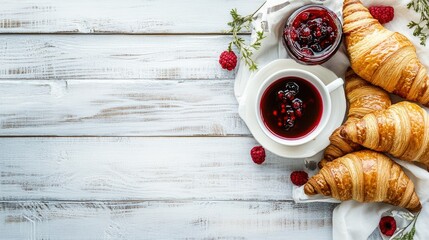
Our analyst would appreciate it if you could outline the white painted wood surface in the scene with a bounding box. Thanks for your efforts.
[0,137,304,200]
[0,35,237,80]
[0,80,247,136]
[0,201,334,239]
[0,0,265,33]
[0,0,336,239]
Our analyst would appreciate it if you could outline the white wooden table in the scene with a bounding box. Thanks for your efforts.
[0,1,335,239]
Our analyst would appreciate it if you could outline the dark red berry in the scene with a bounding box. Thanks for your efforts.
[250,146,266,165]
[272,110,278,116]
[290,171,308,186]
[293,19,301,28]
[219,50,237,71]
[322,16,330,22]
[299,12,309,21]
[290,30,298,41]
[311,44,322,52]
[277,91,284,100]
[379,216,396,236]
[301,27,311,37]
[292,99,302,109]
[369,6,394,24]
[301,48,313,56]
[320,39,331,49]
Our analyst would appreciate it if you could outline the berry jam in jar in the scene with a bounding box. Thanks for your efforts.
[260,77,323,139]
[283,5,342,65]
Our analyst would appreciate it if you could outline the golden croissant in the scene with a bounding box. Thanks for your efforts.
[319,69,391,168]
[342,101,429,167]
[343,0,429,106]
[305,150,421,212]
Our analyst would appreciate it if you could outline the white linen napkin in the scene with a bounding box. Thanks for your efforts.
[233,0,429,239]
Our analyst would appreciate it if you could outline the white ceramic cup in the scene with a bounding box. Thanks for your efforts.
[255,68,343,146]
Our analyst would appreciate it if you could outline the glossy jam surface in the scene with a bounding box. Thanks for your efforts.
[260,77,323,139]
[283,5,342,65]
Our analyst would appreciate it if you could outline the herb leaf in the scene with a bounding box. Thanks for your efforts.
[407,0,429,46]
[393,212,419,240]
[226,2,267,71]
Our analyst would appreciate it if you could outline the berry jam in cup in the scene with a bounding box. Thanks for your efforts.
[260,77,323,139]
[283,5,342,65]
[255,69,344,146]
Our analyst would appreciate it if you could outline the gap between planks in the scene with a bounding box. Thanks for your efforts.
[0,199,300,203]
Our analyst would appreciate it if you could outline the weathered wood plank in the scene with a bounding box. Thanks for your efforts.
[0,137,308,201]
[0,200,334,239]
[0,35,238,80]
[0,0,265,34]
[0,80,248,136]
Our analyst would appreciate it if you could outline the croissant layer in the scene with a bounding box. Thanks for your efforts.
[319,70,391,168]
[305,150,421,212]
[342,101,429,167]
[343,0,429,106]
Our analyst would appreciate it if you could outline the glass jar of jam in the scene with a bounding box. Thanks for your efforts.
[282,5,342,65]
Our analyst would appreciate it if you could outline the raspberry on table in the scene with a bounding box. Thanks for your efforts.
[290,171,308,186]
[379,216,396,236]
[250,146,266,165]
[219,50,237,71]
[369,6,394,24]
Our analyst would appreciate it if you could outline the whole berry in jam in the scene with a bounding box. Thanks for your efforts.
[292,98,303,110]
[271,81,305,132]
[219,50,237,71]
[282,5,342,64]
[250,146,266,165]
[288,10,338,57]
[260,77,323,139]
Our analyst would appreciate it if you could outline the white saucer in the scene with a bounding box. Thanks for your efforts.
[238,59,347,159]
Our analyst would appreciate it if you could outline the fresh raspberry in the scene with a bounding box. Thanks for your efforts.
[369,6,394,24]
[250,146,265,164]
[290,171,308,186]
[219,50,237,71]
[379,216,396,236]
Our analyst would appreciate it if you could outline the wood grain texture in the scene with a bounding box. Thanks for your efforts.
[0,200,334,240]
[0,80,249,136]
[0,35,239,80]
[0,1,336,238]
[0,0,265,34]
[0,137,311,201]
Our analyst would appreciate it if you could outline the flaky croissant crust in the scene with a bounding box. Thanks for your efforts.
[342,101,429,167]
[319,70,391,168]
[343,0,429,106]
[306,150,421,212]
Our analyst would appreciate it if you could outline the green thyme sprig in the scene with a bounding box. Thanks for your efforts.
[226,2,266,71]
[393,212,419,240]
[407,0,429,46]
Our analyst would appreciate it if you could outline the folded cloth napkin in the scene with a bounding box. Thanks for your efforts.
[294,161,429,239]
[233,0,429,239]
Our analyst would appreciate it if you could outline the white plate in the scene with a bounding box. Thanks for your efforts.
[238,59,347,159]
